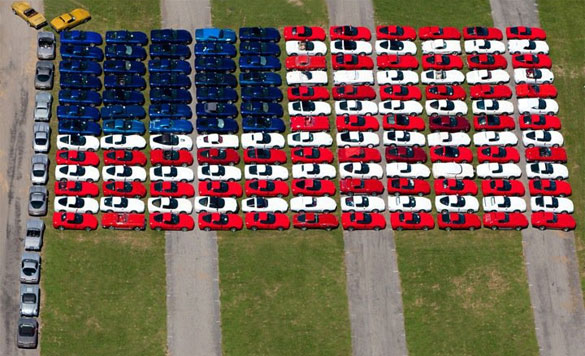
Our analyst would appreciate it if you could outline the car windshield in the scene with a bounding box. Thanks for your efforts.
[19,324,36,336]
[22,293,37,303]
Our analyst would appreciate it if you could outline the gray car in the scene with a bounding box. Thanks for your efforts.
[20,252,40,284]
[37,31,56,60]
[20,284,40,317]
[34,61,54,90]
[34,92,52,121]
[33,122,50,153]
[24,219,44,251]
[28,186,47,216]
[17,317,38,349]
[31,154,49,185]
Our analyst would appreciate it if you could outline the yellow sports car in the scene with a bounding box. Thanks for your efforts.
[50,8,91,32]
[11,1,47,29]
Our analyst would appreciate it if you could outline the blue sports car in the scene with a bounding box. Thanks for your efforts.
[101,105,146,120]
[57,105,100,121]
[149,73,192,89]
[104,75,146,90]
[151,29,193,45]
[196,118,239,134]
[194,42,236,57]
[239,27,280,42]
[196,87,238,103]
[58,119,102,136]
[150,88,192,104]
[241,102,283,117]
[196,103,238,118]
[103,60,146,75]
[242,117,286,133]
[103,119,146,135]
[149,103,192,120]
[194,73,237,87]
[149,119,193,134]
[239,56,281,71]
[102,90,145,105]
[239,41,281,56]
[194,57,236,72]
[105,30,148,46]
[149,44,191,60]
[105,44,147,61]
[239,72,282,87]
[59,90,102,106]
[60,31,103,46]
[59,60,102,76]
[241,87,283,102]
[60,74,102,90]
[195,28,236,43]
[60,45,104,61]
[148,59,191,75]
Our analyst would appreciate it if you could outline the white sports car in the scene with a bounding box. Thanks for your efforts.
[102,165,147,182]
[508,39,549,54]
[337,131,380,148]
[514,68,554,84]
[194,196,238,213]
[341,195,386,213]
[100,196,145,213]
[476,163,522,179]
[421,39,461,54]
[245,164,289,181]
[432,163,475,179]
[376,70,419,85]
[435,195,479,213]
[379,100,423,115]
[331,40,372,55]
[196,134,239,149]
[241,133,285,149]
[287,132,333,147]
[150,134,193,150]
[339,162,384,179]
[149,166,193,182]
[57,134,99,152]
[292,163,336,179]
[421,70,464,85]
[483,196,526,213]
[526,162,568,180]
[335,100,379,115]
[290,196,337,213]
[333,70,374,85]
[522,130,564,148]
[375,39,417,55]
[197,165,242,181]
[55,165,100,182]
[286,40,328,55]
[518,98,559,115]
[387,196,432,213]
[384,130,426,147]
[54,196,99,214]
[425,99,468,116]
[531,196,573,214]
[466,69,510,85]
[427,132,471,147]
[472,99,514,115]
[288,101,331,116]
[100,135,146,150]
[464,40,505,54]
[473,131,518,146]
[241,197,288,213]
[386,162,431,179]
[148,197,193,214]
[286,70,328,86]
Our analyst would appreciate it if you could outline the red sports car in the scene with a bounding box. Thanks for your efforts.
[473,115,515,131]
[382,114,425,131]
[525,147,567,163]
[333,85,376,100]
[244,148,287,165]
[430,146,473,163]
[103,149,147,166]
[53,212,98,231]
[466,54,507,70]
[287,86,330,101]
[483,212,528,230]
[529,179,572,197]
[477,146,520,163]
[101,213,145,231]
[339,178,384,196]
[531,212,575,231]
[379,85,422,101]
[290,115,330,132]
[338,147,382,162]
[291,147,334,163]
[429,115,470,132]
[198,213,243,231]
[291,178,336,196]
[386,146,428,163]
[284,26,326,41]
[197,148,240,165]
[54,181,99,197]
[425,85,466,100]
[150,149,193,166]
[506,26,546,40]
[342,212,386,231]
[336,115,379,132]
[481,179,525,196]
[55,150,100,166]
[285,55,327,71]
[419,26,461,40]
[102,181,146,198]
[438,212,481,230]
[293,213,339,230]
[516,84,557,98]
[519,114,561,130]
[387,178,430,196]
[150,213,194,231]
[463,26,503,40]
[245,179,289,197]
[330,25,371,40]
[512,54,552,69]
[470,84,512,99]
[390,212,435,231]
[332,54,374,70]
[198,181,242,198]
[434,179,478,195]
[245,212,290,230]
[422,54,463,70]
[376,25,417,40]
[376,54,419,69]
[151,181,195,198]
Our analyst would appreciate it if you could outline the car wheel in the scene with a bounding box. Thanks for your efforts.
[396,226,403,231]
[538,226,546,231]
[204,227,211,232]
[467,209,474,214]
[445,227,451,231]
[563,227,570,232]
[374,226,380,231]
[348,227,354,231]
[469,226,475,231]
[155,227,162,231]
[515,226,523,231]
[251,226,258,231]
[58,226,65,231]
[277,227,284,231]
[491,226,498,231]
[87,179,94,183]
[230,227,237,232]
[181,227,188,232]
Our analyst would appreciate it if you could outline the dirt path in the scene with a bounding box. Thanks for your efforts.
[489,1,585,354]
